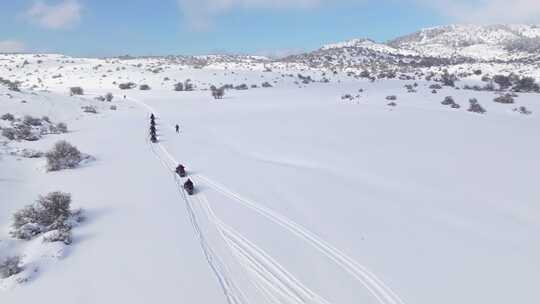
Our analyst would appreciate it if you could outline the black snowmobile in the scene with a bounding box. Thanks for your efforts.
[184,179,194,195]
[176,164,186,177]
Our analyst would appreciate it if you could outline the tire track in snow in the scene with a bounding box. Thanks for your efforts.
[134,97,405,304]
[194,175,406,304]
[199,195,333,304]
[139,105,248,304]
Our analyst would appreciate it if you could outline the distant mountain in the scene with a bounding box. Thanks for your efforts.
[387,24,540,61]
[280,24,540,70]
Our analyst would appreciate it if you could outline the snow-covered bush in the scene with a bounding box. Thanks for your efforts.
[0,256,23,279]
[493,94,514,104]
[45,140,82,171]
[512,77,539,92]
[1,113,15,121]
[174,82,184,91]
[468,98,486,114]
[262,82,273,88]
[514,106,532,115]
[235,84,248,90]
[70,86,84,96]
[10,192,81,244]
[56,122,68,133]
[139,84,151,90]
[210,85,225,99]
[23,115,42,126]
[105,92,114,102]
[82,105,98,114]
[110,105,117,110]
[2,128,16,140]
[441,96,455,105]
[493,75,512,90]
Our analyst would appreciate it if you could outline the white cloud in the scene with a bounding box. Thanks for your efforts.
[177,0,322,30]
[0,40,26,53]
[416,0,540,24]
[25,0,82,30]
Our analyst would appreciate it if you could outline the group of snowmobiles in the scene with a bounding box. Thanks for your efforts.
[149,113,195,195]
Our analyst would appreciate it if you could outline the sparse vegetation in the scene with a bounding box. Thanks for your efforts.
[69,87,84,96]
[45,141,83,172]
[0,257,23,279]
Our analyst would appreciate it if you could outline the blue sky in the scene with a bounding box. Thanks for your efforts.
[0,0,538,57]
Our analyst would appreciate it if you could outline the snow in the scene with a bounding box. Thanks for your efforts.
[1,53,539,304]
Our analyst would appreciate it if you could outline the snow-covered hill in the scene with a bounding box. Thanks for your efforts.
[0,28,539,304]
[388,24,540,61]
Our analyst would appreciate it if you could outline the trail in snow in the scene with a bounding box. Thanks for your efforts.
[195,174,406,304]
[144,117,248,304]
[134,97,405,304]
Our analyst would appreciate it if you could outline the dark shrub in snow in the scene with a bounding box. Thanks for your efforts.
[512,77,539,92]
[468,98,486,114]
[0,256,23,279]
[139,84,151,90]
[110,105,117,110]
[493,75,512,90]
[105,93,114,102]
[69,87,84,96]
[387,102,397,107]
[211,85,225,99]
[441,96,455,105]
[493,94,515,104]
[82,105,98,114]
[56,122,68,133]
[45,141,82,171]
[429,84,442,90]
[235,84,248,90]
[119,82,136,90]
[174,82,184,91]
[514,106,532,115]
[23,115,42,126]
[2,128,17,140]
[386,95,397,101]
[262,82,272,88]
[1,113,15,121]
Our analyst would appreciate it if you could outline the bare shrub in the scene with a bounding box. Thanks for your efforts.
[139,84,151,90]
[105,93,113,102]
[1,113,15,121]
[2,128,16,140]
[69,87,84,96]
[56,122,68,133]
[386,95,397,101]
[0,257,23,279]
[45,140,82,171]
[494,94,515,104]
[119,82,136,90]
[468,98,486,114]
[23,115,42,126]
[82,105,98,114]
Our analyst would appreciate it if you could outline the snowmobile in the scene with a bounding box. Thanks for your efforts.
[184,179,194,195]
[175,164,186,177]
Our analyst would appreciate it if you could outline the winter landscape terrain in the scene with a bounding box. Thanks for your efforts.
[1,24,539,304]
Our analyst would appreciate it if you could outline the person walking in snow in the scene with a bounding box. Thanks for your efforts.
[175,124,180,133]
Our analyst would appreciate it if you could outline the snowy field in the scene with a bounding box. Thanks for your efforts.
[1,54,539,304]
